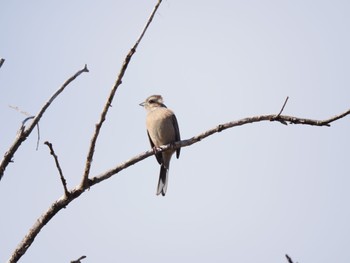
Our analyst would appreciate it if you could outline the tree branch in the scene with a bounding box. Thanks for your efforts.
[285,254,296,263]
[7,1,163,261]
[81,0,163,187]
[0,65,89,181]
[70,255,86,263]
[89,106,350,185]
[0,58,5,68]
[7,192,76,263]
[7,104,350,262]
[44,141,69,197]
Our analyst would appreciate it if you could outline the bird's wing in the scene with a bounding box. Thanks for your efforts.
[147,131,163,164]
[172,114,181,159]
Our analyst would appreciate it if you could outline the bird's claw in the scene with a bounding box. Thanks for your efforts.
[152,146,161,154]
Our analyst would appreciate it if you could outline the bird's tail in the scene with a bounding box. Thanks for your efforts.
[157,164,169,196]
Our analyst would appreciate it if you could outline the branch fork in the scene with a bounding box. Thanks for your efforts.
[270,96,289,125]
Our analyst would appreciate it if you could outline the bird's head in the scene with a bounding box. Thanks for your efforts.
[139,95,166,111]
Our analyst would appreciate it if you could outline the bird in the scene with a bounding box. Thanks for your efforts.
[139,95,181,196]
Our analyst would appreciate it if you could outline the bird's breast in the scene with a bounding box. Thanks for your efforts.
[146,108,176,147]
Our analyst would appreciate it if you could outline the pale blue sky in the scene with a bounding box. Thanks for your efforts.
[1,1,350,262]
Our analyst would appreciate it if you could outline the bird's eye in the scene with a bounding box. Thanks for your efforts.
[148,99,155,104]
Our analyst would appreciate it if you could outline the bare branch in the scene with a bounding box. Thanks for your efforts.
[7,105,350,263]
[7,0,163,260]
[7,192,76,263]
[44,141,69,197]
[0,65,89,181]
[35,123,41,151]
[90,107,350,185]
[134,0,163,50]
[0,58,5,68]
[81,0,163,187]
[70,255,87,263]
[285,254,296,263]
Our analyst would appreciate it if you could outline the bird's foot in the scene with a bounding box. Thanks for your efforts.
[152,146,162,154]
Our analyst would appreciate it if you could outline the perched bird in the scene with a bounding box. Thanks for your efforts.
[140,95,181,196]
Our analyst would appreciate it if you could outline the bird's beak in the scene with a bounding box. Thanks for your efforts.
[139,102,145,107]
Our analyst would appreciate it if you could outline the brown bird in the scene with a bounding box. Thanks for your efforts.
[140,95,181,196]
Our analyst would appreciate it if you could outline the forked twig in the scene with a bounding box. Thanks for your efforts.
[81,0,163,187]
[271,96,289,125]
[7,2,162,262]
[0,65,89,181]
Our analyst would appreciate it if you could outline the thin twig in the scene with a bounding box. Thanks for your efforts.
[16,116,35,138]
[0,65,89,181]
[21,116,35,129]
[271,96,289,125]
[36,123,40,151]
[276,96,289,117]
[81,0,163,187]
[44,141,69,197]
[285,254,294,263]
[70,255,87,263]
[0,58,5,68]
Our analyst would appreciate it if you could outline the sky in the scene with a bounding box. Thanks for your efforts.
[1,0,350,262]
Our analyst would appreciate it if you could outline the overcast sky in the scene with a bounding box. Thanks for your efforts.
[1,0,350,262]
